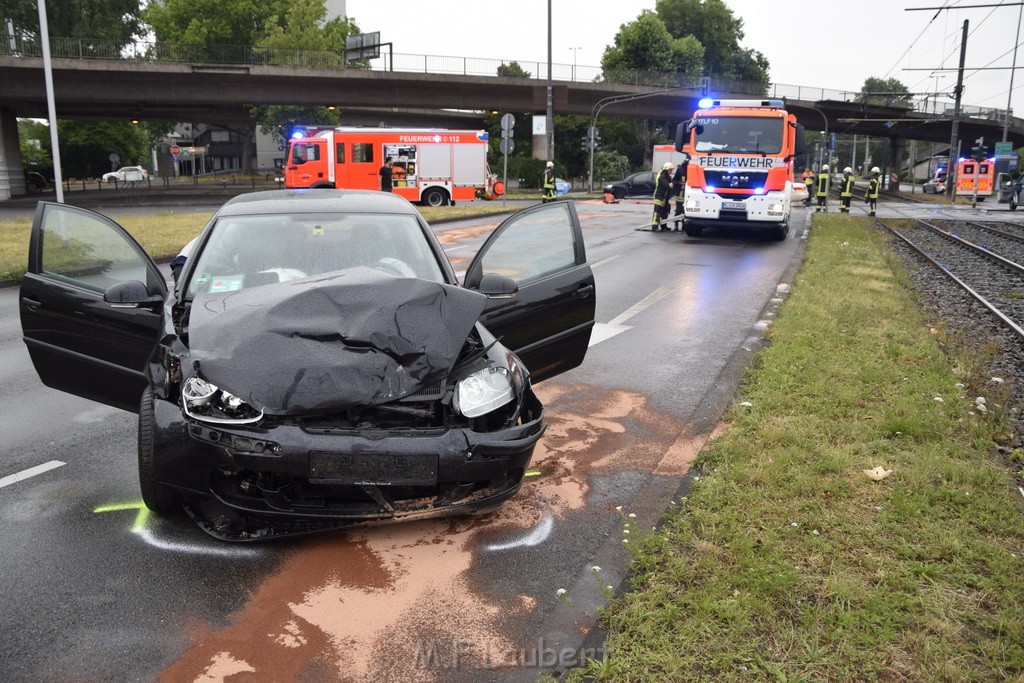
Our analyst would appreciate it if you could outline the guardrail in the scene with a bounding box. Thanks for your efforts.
[1,35,1016,125]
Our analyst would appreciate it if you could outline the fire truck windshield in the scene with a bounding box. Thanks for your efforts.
[693,116,784,155]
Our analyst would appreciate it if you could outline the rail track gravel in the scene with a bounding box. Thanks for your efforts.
[881,218,1024,464]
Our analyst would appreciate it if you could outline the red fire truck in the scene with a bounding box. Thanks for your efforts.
[284,127,503,206]
[674,98,805,240]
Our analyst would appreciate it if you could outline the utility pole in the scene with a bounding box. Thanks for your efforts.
[1004,4,1023,142]
[946,19,968,199]
[545,0,553,162]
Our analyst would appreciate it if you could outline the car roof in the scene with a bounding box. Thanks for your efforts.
[215,189,421,218]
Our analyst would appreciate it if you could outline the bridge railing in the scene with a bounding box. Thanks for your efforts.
[1,35,1014,125]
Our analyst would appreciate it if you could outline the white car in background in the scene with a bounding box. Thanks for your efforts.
[103,166,148,182]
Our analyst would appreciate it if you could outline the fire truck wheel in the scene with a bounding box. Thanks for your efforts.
[772,225,788,241]
[684,225,702,237]
[422,188,449,207]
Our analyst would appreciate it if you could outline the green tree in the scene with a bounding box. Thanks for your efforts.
[1,0,143,48]
[654,0,770,87]
[256,0,357,66]
[18,119,52,176]
[55,120,167,178]
[593,150,631,183]
[601,11,703,79]
[858,77,913,107]
[143,0,291,46]
[497,61,531,78]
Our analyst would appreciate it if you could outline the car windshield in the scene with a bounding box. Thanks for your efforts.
[693,116,784,154]
[185,212,446,299]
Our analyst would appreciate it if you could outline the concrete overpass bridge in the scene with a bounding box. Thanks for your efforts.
[2,37,1023,199]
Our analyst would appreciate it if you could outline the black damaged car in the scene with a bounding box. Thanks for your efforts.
[20,190,595,539]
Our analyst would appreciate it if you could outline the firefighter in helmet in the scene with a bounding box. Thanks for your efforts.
[542,161,556,203]
[816,164,831,213]
[839,167,855,213]
[866,166,881,217]
[671,157,689,230]
[801,168,815,207]
[652,161,674,230]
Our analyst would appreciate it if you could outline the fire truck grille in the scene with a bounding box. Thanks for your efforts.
[704,170,768,190]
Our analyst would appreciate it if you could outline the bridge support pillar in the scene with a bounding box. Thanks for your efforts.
[888,135,904,190]
[0,108,27,201]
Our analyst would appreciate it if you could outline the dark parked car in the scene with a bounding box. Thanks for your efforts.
[20,190,596,539]
[996,172,1023,210]
[603,171,656,199]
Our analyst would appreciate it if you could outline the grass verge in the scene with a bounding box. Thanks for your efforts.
[569,214,1024,682]
[0,203,523,283]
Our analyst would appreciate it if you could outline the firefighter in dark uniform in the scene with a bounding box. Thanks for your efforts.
[651,161,674,230]
[816,163,831,213]
[839,166,855,213]
[542,161,556,203]
[865,166,881,217]
[671,157,688,230]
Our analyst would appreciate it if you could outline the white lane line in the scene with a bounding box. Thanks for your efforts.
[590,286,675,347]
[591,254,622,269]
[0,460,66,489]
[608,286,675,326]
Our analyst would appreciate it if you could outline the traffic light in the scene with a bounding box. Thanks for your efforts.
[584,126,601,152]
[971,137,988,163]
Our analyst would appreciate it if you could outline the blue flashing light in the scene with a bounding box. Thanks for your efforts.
[706,185,716,192]
[958,157,966,162]
[291,131,304,139]
[755,187,765,194]
[698,98,714,109]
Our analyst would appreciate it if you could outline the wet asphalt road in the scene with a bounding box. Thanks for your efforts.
[0,197,805,682]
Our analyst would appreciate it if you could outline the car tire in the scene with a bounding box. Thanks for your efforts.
[139,387,179,515]
[612,187,626,200]
[1011,190,1019,211]
[421,188,449,207]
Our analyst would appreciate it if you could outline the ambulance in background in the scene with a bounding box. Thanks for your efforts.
[674,98,805,240]
[955,157,995,200]
[285,128,503,206]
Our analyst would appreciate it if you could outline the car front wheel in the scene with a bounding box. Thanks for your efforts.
[139,387,179,515]
[612,187,626,200]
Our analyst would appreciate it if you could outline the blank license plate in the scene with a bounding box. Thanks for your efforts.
[722,201,746,210]
[309,452,438,486]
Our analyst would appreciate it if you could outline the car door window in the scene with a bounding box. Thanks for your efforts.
[476,203,579,286]
[39,205,151,294]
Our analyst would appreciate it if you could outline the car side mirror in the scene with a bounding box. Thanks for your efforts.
[104,280,164,309]
[477,272,518,298]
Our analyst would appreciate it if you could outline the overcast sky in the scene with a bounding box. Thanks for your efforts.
[345,0,1024,118]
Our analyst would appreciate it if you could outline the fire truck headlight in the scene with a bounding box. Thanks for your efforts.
[685,198,699,210]
[769,202,785,214]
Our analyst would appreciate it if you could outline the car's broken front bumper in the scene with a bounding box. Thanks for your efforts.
[151,389,545,527]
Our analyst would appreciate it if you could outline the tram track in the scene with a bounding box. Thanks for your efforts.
[873,210,1024,454]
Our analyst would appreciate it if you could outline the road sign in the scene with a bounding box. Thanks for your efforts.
[169,144,181,156]
[995,141,1013,155]
[501,113,515,131]
[500,138,514,155]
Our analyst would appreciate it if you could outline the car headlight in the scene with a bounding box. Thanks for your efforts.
[182,377,263,425]
[453,367,514,418]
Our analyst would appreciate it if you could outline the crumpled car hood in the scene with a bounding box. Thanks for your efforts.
[187,268,487,414]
